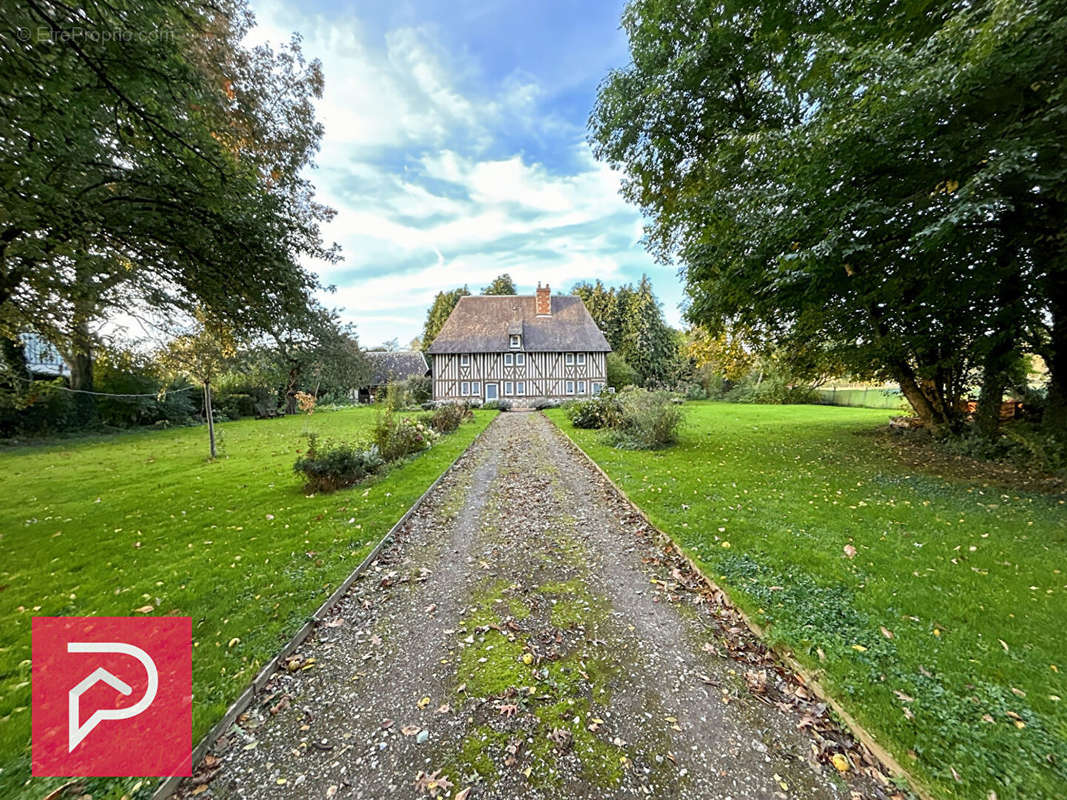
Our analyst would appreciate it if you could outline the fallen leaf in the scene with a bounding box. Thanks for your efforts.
[134,605,154,614]
[879,626,894,639]
[414,769,453,797]
[417,696,431,709]
[496,703,519,718]
[830,753,850,772]
[843,545,857,559]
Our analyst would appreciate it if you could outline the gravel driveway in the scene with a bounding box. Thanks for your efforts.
[178,412,907,800]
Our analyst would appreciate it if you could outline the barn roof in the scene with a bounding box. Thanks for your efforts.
[427,295,611,354]
[364,350,429,385]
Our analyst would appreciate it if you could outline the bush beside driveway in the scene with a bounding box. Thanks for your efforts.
[547,402,1067,800]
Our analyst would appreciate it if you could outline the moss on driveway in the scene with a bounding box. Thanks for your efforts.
[547,402,1067,800]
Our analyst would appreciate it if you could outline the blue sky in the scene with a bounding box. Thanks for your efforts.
[248,0,685,348]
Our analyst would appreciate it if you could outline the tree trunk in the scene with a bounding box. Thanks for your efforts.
[68,316,96,426]
[975,357,1008,439]
[285,361,300,414]
[1044,276,1067,431]
[204,381,217,459]
[894,368,941,429]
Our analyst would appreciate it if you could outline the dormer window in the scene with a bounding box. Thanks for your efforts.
[460,354,470,366]
[509,334,521,349]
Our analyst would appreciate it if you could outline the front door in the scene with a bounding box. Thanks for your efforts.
[485,383,498,401]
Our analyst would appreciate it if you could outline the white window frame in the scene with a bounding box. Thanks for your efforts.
[565,352,575,365]
[515,352,525,366]
[471,381,481,396]
[516,381,525,396]
[577,380,586,395]
[509,335,521,349]
[577,352,586,365]
[460,353,470,367]
[504,353,514,366]
[504,381,514,396]
[592,382,603,395]
[565,380,575,395]
[460,382,470,396]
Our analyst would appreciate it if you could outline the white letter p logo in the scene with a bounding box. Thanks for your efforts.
[68,642,158,752]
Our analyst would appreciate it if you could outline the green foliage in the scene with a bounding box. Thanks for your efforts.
[0,379,75,438]
[549,402,1067,798]
[421,287,470,351]
[293,433,385,493]
[677,381,708,401]
[605,352,639,390]
[565,393,623,429]
[573,277,684,386]
[481,399,511,411]
[481,274,518,295]
[726,373,819,406]
[387,375,432,408]
[609,388,684,449]
[1,0,335,347]
[590,0,1067,431]
[428,402,472,434]
[372,413,438,461]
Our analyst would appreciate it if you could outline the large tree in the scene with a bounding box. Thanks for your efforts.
[591,0,1067,433]
[1,1,336,403]
[573,276,683,386]
[481,274,517,295]
[421,286,470,352]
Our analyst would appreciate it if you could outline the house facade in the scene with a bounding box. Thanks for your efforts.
[428,284,611,404]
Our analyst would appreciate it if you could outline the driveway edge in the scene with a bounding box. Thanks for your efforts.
[151,416,497,800]
[546,414,936,800]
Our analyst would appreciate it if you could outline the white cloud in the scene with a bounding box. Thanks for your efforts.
[247,0,681,347]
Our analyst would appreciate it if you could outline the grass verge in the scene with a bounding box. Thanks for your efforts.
[0,407,494,798]
[546,401,1066,800]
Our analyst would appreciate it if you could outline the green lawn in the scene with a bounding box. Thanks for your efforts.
[546,402,1066,800]
[0,407,493,798]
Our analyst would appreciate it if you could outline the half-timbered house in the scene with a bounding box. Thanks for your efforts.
[427,284,610,404]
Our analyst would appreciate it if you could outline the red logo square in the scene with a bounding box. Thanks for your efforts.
[32,617,192,777]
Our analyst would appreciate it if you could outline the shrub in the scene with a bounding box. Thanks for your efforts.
[428,402,471,434]
[482,399,511,411]
[214,392,256,420]
[372,414,438,461]
[678,381,707,401]
[566,393,623,429]
[610,388,684,449]
[726,372,818,405]
[531,398,562,410]
[606,352,639,389]
[295,391,316,415]
[293,434,385,492]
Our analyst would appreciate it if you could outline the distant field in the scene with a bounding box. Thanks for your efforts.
[0,408,493,798]
[547,402,1066,800]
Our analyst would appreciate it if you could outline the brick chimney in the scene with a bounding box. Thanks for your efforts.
[535,282,551,316]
